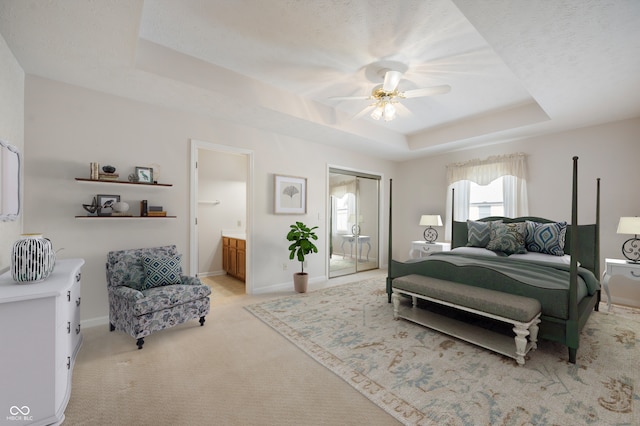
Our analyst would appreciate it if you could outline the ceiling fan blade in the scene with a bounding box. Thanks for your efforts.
[382,71,402,92]
[329,95,371,101]
[394,102,414,118]
[399,85,451,98]
[352,104,376,120]
[382,70,402,92]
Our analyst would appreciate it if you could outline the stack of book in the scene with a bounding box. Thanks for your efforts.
[99,172,119,181]
[147,205,166,217]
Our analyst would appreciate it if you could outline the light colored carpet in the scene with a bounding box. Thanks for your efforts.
[64,271,400,426]
[246,277,640,425]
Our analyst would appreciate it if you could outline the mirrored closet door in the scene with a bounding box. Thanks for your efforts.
[328,169,380,278]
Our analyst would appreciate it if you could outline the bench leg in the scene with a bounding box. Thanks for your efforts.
[391,292,400,319]
[513,323,530,366]
[529,318,540,350]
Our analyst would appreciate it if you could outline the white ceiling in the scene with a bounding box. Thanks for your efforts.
[1,0,639,160]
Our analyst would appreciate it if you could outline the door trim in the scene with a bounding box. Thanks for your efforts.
[190,139,254,294]
[327,164,384,278]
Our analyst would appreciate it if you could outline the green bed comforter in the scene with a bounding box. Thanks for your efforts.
[397,252,600,320]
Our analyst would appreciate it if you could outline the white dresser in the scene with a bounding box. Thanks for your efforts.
[0,258,84,426]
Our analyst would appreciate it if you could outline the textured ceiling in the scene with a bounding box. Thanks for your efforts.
[1,0,639,160]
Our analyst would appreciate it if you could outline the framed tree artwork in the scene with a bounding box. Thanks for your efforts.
[274,174,306,214]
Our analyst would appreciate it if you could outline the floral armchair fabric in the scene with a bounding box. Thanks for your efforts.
[106,245,211,349]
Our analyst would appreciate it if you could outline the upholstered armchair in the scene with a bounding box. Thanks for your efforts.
[106,245,211,349]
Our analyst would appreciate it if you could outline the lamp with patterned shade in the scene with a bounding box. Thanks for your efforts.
[617,217,640,263]
[419,215,443,243]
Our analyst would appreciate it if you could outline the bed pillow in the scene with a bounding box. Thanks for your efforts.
[486,222,527,255]
[525,221,567,256]
[451,247,501,256]
[508,252,574,265]
[142,254,183,289]
[466,220,502,248]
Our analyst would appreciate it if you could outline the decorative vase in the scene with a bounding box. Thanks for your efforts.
[293,272,308,293]
[11,234,56,283]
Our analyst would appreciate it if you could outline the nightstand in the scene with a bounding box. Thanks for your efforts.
[602,258,640,311]
[410,241,450,259]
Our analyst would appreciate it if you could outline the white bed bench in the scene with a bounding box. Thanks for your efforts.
[392,274,542,366]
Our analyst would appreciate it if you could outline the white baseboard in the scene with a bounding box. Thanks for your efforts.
[82,315,109,329]
[198,270,226,278]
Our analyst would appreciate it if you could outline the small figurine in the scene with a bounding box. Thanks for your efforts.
[82,196,99,215]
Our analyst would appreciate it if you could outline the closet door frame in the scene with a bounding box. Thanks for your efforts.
[327,165,383,278]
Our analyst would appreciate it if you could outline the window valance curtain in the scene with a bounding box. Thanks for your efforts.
[444,153,529,240]
[446,152,528,186]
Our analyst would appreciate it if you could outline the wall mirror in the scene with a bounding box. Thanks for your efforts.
[0,139,20,221]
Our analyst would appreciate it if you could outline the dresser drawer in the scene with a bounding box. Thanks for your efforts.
[608,263,640,280]
[419,244,442,254]
[410,241,450,258]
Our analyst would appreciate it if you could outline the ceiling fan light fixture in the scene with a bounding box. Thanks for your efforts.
[383,102,396,121]
[370,106,383,120]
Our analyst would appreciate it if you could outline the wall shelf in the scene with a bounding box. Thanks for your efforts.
[75,178,172,187]
[75,216,176,219]
[75,176,174,218]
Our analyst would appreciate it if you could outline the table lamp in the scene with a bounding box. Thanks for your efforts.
[617,217,640,263]
[419,214,443,243]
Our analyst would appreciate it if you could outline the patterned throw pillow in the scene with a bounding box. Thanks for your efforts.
[525,221,567,256]
[466,220,502,248]
[486,222,527,255]
[142,254,183,290]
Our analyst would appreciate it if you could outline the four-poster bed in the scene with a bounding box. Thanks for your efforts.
[386,157,601,363]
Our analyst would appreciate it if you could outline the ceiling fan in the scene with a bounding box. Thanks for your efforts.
[331,69,451,122]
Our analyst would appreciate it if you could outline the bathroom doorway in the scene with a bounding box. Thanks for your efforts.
[190,139,253,295]
[328,168,380,278]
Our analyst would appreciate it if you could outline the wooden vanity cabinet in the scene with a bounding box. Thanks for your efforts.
[223,237,246,282]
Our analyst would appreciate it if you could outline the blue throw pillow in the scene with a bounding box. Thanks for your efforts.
[525,221,567,256]
[142,254,182,289]
[486,222,527,255]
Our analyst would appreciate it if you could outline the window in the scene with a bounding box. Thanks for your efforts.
[334,193,353,233]
[444,154,528,240]
[468,177,504,220]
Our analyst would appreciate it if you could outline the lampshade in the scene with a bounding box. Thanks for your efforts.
[348,214,364,223]
[617,217,640,235]
[419,215,443,227]
[617,217,640,263]
[370,107,383,120]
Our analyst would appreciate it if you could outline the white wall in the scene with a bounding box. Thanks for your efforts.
[0,33,24,271]
[23,76,395,323]
[393,117,640,272]
[197,148,247,275]
[22,73,640,324]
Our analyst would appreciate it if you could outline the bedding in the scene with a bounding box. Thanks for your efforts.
[451,247,575,265]
[414,252,597,319]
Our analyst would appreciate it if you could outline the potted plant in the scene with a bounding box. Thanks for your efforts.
[286,221,319,293]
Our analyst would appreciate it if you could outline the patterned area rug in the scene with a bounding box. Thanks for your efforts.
[246,277,639,425]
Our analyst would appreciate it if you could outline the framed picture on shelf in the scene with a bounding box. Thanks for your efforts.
[135,166,154,184]
[274,174,306,214]
[97,194,120,216]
